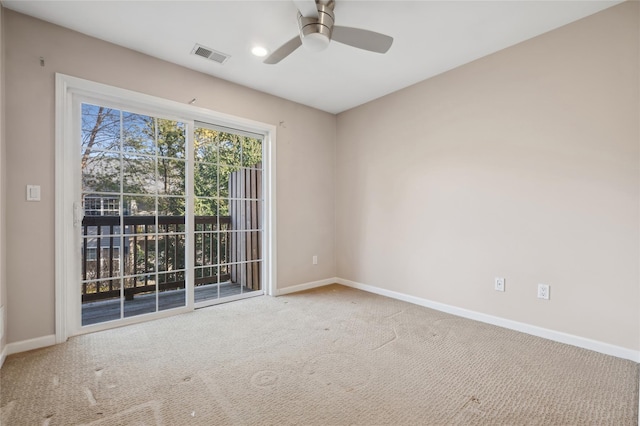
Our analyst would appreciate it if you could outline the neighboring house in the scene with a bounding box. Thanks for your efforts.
[83,196,125,267]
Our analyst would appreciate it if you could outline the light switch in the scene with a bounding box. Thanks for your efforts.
[26,185,41,201]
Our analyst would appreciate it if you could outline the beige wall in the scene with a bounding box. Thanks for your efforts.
[4,10,336,343]
[336,1,639,351]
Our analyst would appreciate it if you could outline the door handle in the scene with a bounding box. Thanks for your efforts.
[73,202,83,228]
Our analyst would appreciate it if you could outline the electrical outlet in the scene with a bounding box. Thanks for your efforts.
[312,255,318,265]
[494,277,505,292]
[537,284,550,300]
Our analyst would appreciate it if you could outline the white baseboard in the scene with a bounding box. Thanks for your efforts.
[6,334,56,357]
[275,277,338,296]
[336,278,640,363]
[0,344,6,369]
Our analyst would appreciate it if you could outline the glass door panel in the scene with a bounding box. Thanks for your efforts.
[194,125,264,304]
[80,103,187,326]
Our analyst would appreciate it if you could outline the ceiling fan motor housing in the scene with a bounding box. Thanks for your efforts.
[298,2,335,52]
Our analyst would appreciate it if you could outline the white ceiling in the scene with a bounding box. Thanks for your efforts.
[2,0,622,114]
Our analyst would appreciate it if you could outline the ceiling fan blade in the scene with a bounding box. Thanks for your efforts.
[264,35,303,64]
[293,0,319,18]
[332,26,393,54]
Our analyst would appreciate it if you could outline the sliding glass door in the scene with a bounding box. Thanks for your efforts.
[78,104,264,328]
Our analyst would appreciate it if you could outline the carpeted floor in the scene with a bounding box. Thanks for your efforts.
[1,284,638,425]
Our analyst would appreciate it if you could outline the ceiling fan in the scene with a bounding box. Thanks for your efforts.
[264,0,394,64]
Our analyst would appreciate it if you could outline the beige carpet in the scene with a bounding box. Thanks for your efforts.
[1,284,638,425]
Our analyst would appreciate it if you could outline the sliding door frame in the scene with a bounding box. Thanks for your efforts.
[55,73,277,343]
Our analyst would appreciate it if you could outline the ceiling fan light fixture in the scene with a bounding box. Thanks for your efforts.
[301,32,330,52]
[298,2,334,52]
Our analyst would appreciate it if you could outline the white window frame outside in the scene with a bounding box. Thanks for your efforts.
[55,73,277,343]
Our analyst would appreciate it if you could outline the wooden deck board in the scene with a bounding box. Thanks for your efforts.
[81,282,256,326]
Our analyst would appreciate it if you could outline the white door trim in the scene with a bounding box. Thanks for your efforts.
[55,73,277,343]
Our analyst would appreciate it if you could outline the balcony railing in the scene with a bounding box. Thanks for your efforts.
[81,215,232,302]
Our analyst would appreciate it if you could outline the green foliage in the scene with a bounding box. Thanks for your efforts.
[82,105,263,219]
[193,128,262,217]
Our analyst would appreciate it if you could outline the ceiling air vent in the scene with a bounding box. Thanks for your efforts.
[191,44,230,65]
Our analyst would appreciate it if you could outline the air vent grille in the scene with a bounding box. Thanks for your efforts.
[194,46,213,58]
[191,44,230,64]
